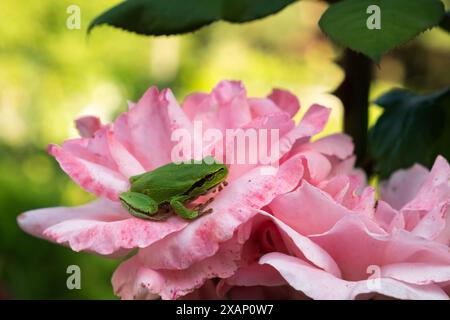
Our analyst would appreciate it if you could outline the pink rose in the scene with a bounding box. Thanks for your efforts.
[18,81,333,299]
[19,80,449,300]
[219,156,450,300]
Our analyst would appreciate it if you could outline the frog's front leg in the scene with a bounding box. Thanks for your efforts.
[170,195,199,220]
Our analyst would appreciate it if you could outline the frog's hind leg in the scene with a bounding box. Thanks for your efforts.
[170,196,199,220]
[119,191,158,219]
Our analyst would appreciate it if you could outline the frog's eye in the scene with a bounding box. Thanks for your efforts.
[204,173,214,181]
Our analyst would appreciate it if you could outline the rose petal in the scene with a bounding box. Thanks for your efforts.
[62,126,116,169]
[270,181,354,236]
[221,263,286,288]
[183,80,252,133]
[248,98,283,118]
[268,88,301,118]
[125,87,194,170]
[257,209,341,277]
[48,144,128,200]
[113,234,245,300]
[217,263,286,297]
[380,164,429,210]
[300,151,332,184]
[381,263,450,285]
[318,174,361,209]
[310,215,450,281]
[260,253,449,300]
[299,104,330,136]
[18,199,188,255]
[411,201,449,241]
[402,156,450,213]
[75,116,102,138]
[296,134,354,160]
[106,130,145,177]
[374,200,405,232]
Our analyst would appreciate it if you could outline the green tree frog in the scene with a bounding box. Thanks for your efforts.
[119,156,228,221]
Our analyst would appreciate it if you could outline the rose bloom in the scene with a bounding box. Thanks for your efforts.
[18,81,450,300]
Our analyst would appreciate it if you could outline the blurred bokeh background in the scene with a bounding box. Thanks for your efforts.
[0,0,449,299]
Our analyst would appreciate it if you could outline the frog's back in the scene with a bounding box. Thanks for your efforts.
[130,160,224,204]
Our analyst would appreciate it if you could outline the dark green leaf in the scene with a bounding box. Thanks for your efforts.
[370,87,450,179]
[440,11,450,33]
[319,0,445,62]
[88,0,297,36]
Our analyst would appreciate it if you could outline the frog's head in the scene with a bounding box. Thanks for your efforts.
[194,156,228,192]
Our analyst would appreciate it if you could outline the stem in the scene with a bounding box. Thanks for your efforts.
[335,49,373,170]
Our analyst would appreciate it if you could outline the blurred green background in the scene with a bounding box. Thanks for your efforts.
[0,0,449,299]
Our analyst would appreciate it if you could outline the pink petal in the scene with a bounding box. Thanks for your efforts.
[310,215,450,281]
[75,116,102,138]
[217,263,286,297]
[137,155,304,270]
[62,126,117,169]
[17,199,188,255]
[268,88,300,118]
[300,151,332,184]
[374,200,405,232]
[402,156,450,213]
[106,130,145,177]
[113,113,133,152]
[182,80,252,133]
[221,263,286,288]
[411,201,449,241]
[182,93,210,120]
[255,219,289,254]
[125,87,194,170]
[381,263,450,285]
[301,134,354,160]
[380,163,429,210]
[270,181,353,236]
[223,112,315,180]
[299,104,331,136]
[329,155,357,177]
[318,174,361,209]
[352,187,377,218]
[260,253,449,300]
[222,112,296,178]
[113,235,245,300]
[257,209,341,277]
[48,144,128,200]
[436,208,450,245]
[248,98,284,118]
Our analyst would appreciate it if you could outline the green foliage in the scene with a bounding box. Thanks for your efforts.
[319,0,445,62]
[0,144,119,299]
[88,0,297,35]
[370,87,450,179]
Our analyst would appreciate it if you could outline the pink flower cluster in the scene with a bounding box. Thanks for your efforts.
[18,81,450,300]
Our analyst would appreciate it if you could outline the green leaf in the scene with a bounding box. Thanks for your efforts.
[369,87,450,179]
[440,11,450,33]
[88,0,297,36]
[319,0,445,62]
